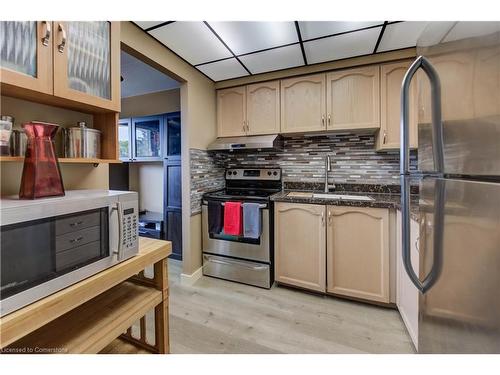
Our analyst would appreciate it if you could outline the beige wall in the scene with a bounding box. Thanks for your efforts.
[120,21,217,276]
[129,162,164,212]
[0,96,109,196]
[120,88,180,118]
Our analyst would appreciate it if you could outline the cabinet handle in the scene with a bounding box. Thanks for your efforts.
[327,114,331,126]
[415,236,420,252]
[57,23,66,53]
[321,211,325,225]
[328,210,332,225]
[41,21,51,46]
[69,236,83,244]
[246,120,250,132]
[242,121,245,132]
[321,115,325,127]
[383,130,387,144]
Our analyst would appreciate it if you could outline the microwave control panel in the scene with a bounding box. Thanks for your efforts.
[122,207,138,249]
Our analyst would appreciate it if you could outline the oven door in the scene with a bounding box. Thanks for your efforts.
[201,201,270,263]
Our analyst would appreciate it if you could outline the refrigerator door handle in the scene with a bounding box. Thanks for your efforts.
[400,56,446,293]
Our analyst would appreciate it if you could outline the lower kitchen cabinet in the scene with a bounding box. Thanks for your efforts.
[274,203,326,292]
[396,210,420,348]
[326,206,390,303]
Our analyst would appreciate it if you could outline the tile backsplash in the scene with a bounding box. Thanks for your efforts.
[224,132,417,184]
[190,132,417,214]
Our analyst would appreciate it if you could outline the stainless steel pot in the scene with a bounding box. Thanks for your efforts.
[10,129,27,156]
[64,122,101,158]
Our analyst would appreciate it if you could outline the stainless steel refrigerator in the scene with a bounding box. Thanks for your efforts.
[399,22,500,353]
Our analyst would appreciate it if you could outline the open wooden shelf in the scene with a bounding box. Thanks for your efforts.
[0,238,171,349]
[7,282,162,354]
[0,156,121,164]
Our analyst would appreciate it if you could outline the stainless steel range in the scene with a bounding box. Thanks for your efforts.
[201,168,282,288]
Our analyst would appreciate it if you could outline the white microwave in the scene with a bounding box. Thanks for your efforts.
[0,190,139,316]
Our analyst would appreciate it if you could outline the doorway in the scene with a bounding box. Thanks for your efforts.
[109,49,183,260]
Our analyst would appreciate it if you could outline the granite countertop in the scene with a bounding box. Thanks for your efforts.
[270,183,421,221]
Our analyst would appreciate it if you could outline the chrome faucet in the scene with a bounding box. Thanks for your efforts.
[324,155,336,193]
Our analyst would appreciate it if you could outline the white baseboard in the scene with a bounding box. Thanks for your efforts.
[180,266,203,286]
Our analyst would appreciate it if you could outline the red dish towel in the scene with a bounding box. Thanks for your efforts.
[223,201,242,236]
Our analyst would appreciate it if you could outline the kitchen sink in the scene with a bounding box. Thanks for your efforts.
[312,193,374,201]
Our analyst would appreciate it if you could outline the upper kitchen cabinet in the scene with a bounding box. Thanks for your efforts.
[418,52,474,123]
[281,74,326,133]
[217,86,247,137]
[326,66,380,131]
[326,206,390,303]
[0,21,53,95]
[119,115,164,162]
[246,81,280,135]
[1,21,120,113]
[377,60,418,150]
[53,21,121,112]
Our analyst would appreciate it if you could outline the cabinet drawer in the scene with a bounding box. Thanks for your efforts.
[55,211,101,236]
[55,240,102,271]
[56,226,101,253]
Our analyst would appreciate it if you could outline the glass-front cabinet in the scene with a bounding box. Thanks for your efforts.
[53,21,120,111]
[1,21,120,112]
[0,21,53,94]
[119,115,164,162]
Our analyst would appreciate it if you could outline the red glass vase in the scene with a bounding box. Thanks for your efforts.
[19,121,65,199]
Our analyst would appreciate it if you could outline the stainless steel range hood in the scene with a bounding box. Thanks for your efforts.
[207,134,282,151]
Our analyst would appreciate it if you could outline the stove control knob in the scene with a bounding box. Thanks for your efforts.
[273,171,278,176]
[267,171,272,176]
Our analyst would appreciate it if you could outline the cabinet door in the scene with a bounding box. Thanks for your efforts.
[53,21,120,111]
[280,74,326,133]
[396,211,419,348]
[217,87,247,137]
[118,118,132,161]
[418,52,474,123]
[377,61,418,150]
[0,21,53,94]
[246,81,280,135]
[327,206,390,303]
[275,203,326,292]
[132,115,163,161]
[326,66,380,131]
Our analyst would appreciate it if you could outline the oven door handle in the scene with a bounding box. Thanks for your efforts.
[202,200,267,209]
[204,255,268,271]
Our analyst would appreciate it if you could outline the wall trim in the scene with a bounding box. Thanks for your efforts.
[180,266,203,286]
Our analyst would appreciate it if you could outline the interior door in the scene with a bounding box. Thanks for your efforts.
[163,112,182,260]
[280,74,326,133]
[326,66,380,131]
[0,21,53,94]
[52,21,120,111]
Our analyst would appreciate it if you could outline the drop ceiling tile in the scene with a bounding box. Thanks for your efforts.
[134,21,167,30]
[378,22,429,52]
[443,21,500,43]
[239,44,304,74]
[149,21,232,65]
[304,27,382,64]
[208,21,298,55]
[197,58,249,81]
[299,21,383,41]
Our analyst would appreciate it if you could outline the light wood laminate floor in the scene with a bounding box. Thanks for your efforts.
[168,260,415,354]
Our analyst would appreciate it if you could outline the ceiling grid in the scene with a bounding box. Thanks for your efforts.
[133,21,426,82]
